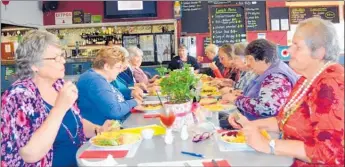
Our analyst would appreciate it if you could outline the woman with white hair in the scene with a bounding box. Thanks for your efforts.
[231,17,344,166]
[1,30,116,167]
[127,46,159,85]
[203,44,223,77]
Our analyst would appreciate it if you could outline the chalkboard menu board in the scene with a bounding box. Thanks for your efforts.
[181,1,209,33]
[209,1,267,31]
[209,5,246,46]
[203,37,211,56]
[289,6,339,24]
[203,37,211,50]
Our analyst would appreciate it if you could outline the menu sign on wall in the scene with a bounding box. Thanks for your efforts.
[72,10,84,24]
[209,5,246,46]
[181,1,209,33]
[244,1,266,31]
[289,6,339,24]
[209,1,267,31]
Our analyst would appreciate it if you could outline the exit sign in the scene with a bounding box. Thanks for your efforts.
[55,12,73,25]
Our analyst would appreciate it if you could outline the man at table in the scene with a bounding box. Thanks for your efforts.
[168,44,200,72]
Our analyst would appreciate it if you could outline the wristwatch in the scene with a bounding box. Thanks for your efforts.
[269,139,276,154]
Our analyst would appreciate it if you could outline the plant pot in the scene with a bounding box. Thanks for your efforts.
[163,101,194,131]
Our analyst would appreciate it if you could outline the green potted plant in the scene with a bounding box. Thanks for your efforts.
[158,64,200,130]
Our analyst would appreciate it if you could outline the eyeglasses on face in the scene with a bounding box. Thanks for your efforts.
[43,50,67,62]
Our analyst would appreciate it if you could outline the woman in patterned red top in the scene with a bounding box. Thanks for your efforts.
[223,39,299,121]
[230,17,344,166]
[1,30,118,167]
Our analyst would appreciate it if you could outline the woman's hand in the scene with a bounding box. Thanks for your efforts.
[149,75,160,83]
[227,111,250,129]
[55,81,78,112]
[131,88,143,102]
[219,79,234,87]
[233,89,243,96]
[220,87,233,95]
[221,93,238,103]
[95,120,121,135]
[135,83,147,91]
[242,125,270,154]
[209,62,218,70]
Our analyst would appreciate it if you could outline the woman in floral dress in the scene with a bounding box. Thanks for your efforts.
[1,30,116,167]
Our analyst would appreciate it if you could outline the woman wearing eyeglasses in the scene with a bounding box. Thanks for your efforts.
[77,46,143,126]
[222,39,299,121]
[1,30,117,167]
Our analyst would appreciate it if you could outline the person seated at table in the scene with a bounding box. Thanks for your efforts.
[220,43,257,94]
[228,17,344,167]
[110,46,147,100]
[168,44,200,72]
[209,44,241,82]
[77,46,143,126]
[222,39,299,121]
[1,30,117,167]
[200,44,223,77]
[127,46,160,85]
[210,43,247,90]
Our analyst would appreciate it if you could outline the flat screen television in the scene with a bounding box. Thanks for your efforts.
[104,1,157,19]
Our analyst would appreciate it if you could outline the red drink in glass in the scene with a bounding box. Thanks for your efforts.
[159,112,176,128]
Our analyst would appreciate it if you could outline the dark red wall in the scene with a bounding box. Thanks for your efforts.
[43,1,287,63]
[43,1,173,25]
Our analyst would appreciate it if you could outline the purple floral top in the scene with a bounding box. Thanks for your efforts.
[235,73,293,119]
[1,78,86,167]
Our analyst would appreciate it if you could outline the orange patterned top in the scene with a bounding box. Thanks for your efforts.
[277,64,344,167]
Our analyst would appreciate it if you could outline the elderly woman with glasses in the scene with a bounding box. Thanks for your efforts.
[1,30,116,167]
[231,18,344,166]
[232,43,257,90]
[77,46,143,126]
[217,43,257,95]
[223,39,299,121]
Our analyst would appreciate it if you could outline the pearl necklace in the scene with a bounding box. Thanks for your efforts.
[281,61,331,124]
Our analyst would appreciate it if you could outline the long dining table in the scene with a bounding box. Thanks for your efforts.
[76,100,294,166]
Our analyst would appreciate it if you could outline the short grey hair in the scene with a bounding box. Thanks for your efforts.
[15,29,60,79]
[296,17,339,62]
[205,44,219,55]
[127,46,143,60]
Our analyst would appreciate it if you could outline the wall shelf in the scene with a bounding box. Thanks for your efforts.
[43,19,177,29]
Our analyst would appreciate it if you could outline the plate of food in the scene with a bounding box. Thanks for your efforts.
[134,101,163,112]
[202,103,226,112]
[199,74,213,82]
[90,132,142,150]
[199,98,218,105]
[219,130,270,144]
[200,86,221,97]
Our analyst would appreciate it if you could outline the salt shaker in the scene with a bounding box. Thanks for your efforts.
[180,124,189,140]
[164,128,174,144]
